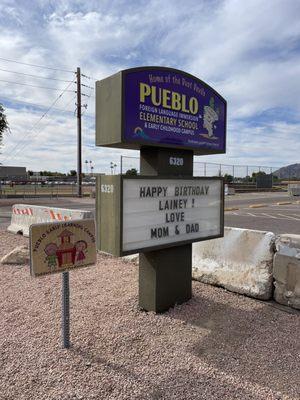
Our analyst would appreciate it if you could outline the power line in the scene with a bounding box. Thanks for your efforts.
[7,94,77,162]
[81,73,96,80]
[0,96,76,114]
[81,85,94,117]
[0,67,74,82]
[81,83,94,89]
[1,79,76,163]
[0,57,75,74]
[0,78,75,92]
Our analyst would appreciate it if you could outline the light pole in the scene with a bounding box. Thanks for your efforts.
[76,67,82,198]
[120,155,123,175]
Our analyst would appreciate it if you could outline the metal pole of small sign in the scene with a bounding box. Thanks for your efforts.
[62,271,70,348]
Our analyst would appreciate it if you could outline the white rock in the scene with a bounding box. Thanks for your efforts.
[0,245,30,265]
[122,254,139,265]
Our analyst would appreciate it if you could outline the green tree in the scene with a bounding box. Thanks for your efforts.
[252,171,266,182]
[223,174,233,183]
[69,170,77,176]
[125,168,138,176]
[0,103,10,145]
[39,170,66,177]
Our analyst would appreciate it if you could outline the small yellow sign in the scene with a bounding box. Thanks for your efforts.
[30,219,96,277]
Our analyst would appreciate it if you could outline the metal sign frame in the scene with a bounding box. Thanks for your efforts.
[120,175,224,256]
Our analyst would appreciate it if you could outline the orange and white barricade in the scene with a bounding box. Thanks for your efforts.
[8,204,93,236]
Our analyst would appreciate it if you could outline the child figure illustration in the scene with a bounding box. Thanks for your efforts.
[44,243,58,269]
[75,240,87,264]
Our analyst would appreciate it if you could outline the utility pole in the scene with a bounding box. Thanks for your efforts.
[76,67,82,197]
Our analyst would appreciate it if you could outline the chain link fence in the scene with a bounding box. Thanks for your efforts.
[119,155,279,181]
[0,180,94,198]
[0,156,283,199]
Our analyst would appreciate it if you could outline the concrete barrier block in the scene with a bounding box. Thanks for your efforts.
[273,254,288,284]
[192,227,276,300]
[288,183,300,196]
[275,234,300,257]
[273,235,300,310]
[294,281,300,297]
[7,204,93,237]
[224,184,235,196]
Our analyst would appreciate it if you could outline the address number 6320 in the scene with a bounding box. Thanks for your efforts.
[169,157,184,166]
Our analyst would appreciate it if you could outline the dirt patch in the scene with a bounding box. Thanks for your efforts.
[0,229,299,400]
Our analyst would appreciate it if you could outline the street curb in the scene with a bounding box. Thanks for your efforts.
[225,207,239,211]
[276,201,292,205]
[249,204,267,208]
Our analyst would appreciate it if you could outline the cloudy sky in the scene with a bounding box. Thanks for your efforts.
[0,0,299,174]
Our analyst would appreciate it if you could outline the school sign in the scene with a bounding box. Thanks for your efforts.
[95,66,226,312]
[96,67,226,154]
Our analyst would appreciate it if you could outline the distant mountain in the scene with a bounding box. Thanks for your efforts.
[273,163,300,179]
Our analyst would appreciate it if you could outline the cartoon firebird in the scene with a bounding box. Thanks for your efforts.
[203,97,219,138]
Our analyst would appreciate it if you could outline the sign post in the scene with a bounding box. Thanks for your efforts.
[62,271,70,348]
[30,219,96,348]
[95,66,226,312]
[139,147,194,311]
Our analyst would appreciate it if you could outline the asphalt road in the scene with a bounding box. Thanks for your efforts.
[0,192,299,234]
[225,192,300,234]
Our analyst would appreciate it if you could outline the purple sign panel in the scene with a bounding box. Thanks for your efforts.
[123,68,226,153]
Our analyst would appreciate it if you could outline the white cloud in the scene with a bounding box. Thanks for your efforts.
[0,0,299,172]
[198,119,300,169]
[157,0,300,118]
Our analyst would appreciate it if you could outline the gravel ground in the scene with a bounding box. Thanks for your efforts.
[0,229,299,400]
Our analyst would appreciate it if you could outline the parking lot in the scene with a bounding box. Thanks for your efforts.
[0,192,299,235]
[225,192,300,234]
